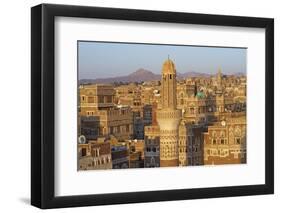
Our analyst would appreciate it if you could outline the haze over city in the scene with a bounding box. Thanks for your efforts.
[78,41,247,80]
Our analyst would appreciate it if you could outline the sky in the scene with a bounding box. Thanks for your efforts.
[78,41,247,80]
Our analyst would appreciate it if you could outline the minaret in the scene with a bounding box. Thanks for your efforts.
[216,68,223,94]
[157,58,181,167]
[217,68,222,87]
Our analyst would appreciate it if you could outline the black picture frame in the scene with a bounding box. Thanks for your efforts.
[31,3,274,209]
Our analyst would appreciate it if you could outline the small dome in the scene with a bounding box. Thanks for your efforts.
[196,91,205,99]
[162,58,176,74]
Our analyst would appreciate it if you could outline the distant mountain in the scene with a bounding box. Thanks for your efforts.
[79,69,242,84]
[127,69,161,81]
[79,69,160,84]
[178,71,211,78]
[230,72,246,77]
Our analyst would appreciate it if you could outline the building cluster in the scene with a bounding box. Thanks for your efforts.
[78,59,247,170]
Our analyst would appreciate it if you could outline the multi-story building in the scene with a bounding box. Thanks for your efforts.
[79,115,100,141]
[79,84,115,111]
[78,138,112,170]
[143,104,153,126]
[179,121,205,166]
[115,83,142,112]
[187,124,205,166]
[111,144,130,169]
[79,84,133,141]
[203,115,246,165]
[128,140,145,168]
[144,125,160,168]
[133,116,144,139]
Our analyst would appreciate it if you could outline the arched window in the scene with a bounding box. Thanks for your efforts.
[234,126,241,136]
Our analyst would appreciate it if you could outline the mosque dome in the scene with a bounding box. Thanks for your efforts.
[196,91,205,99]
[162,58,176,75]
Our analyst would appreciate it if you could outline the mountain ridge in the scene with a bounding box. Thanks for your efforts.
[79,68,245,84]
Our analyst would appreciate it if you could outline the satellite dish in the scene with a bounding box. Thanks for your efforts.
[78,135,86,144]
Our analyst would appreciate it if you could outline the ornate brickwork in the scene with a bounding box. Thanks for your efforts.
[157,58,181,167]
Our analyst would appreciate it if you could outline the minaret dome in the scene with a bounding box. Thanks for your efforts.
[162,58,176,75]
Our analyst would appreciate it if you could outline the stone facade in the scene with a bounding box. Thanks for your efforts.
[128,140,145,168]
[78,139,112,170]
[179,122,205,166]
[79,84,133,141]
[111,145,129,169]
[203,115,246,165]
[144,125,160,168]
[156,59,181,167]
